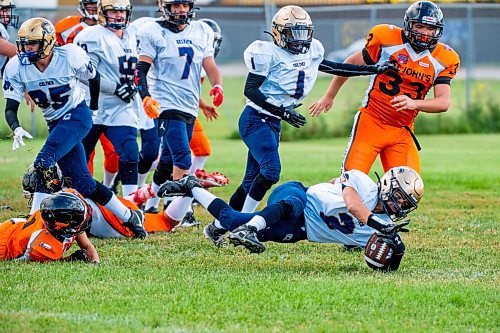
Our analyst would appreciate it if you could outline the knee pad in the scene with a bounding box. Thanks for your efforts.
[153,161,173,185]
[33,164,63,194]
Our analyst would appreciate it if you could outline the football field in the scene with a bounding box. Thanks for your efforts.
[0,133,498,332]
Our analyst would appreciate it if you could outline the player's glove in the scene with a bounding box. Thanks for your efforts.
[278,103,306,128]
[143,96,160,119]
[114,82,138,103]
[12,127,33,151]
[375,60,398,74]
[367,214,410,235]
[67,249,90,262]
[209,85,224,107]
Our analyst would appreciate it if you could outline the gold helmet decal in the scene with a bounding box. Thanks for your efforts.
[16,18,56,65]
[271,5,313,55]
[379,166,424,221]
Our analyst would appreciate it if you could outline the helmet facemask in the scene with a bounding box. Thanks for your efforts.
[379,169,419,221]
[159,1,196,26]
[403,1,444,52]
[0,2,18,28]
[79,0,99,22]
[274,23,313,55]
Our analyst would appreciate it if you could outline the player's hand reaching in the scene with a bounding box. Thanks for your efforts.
[143,96,160,119]
[12,127,33,151]
[367,214,410,235]
[309,95,334,117]
[114,82,138,104]
[391,94,419,112]
[209,85,224,107]
[279,103,306,128]
[375,60,398,74]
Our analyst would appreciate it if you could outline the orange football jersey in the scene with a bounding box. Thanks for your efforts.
[0,212,75,261]
[55,15,86,45]
[360,24,460,127]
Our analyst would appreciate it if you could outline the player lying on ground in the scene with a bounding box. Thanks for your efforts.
[158,167,424,271]
[0,189,99,263]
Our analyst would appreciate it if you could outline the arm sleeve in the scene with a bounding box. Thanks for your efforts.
[136,61,152,99]
[243,72,281,115]
[88,71,100,110]
[5,98,20,131]
[319,59,380,77]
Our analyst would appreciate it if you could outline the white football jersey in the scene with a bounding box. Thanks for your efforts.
[74,25,140,127]
[3,44,93,122]
[87,200,125,238]
[243,39,324,119]
[304,169,392,247]
[137,20,215,117]
[0,23,10,79]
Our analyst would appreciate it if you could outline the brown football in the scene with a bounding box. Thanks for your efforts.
[364,233,394,271]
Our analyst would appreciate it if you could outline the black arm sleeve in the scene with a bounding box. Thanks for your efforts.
[319,59,380,77]
[243,72,282,115]
[5,98,20,131]
[88,71,100,110]
[136,61,152,100]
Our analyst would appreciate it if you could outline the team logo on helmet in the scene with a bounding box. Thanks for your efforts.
[16,18,56,65]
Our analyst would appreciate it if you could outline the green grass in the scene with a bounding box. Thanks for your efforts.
[0,134,499,332]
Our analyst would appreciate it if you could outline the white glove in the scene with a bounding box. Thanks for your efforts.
[12,127,33,151]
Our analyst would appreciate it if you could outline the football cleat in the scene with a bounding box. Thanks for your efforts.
[203,222,228,248]
[228,225,265,254]
[157,174,202,198]
[131,184,155,206]
[143,207,158,214]
[195,169,229,188]
[179,211,201,228]
[123,209,147,239]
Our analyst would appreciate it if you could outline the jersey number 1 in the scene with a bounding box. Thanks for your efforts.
[179,47,194,80]
[291,70,305,99]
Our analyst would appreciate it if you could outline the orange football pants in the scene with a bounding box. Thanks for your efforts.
[88,134,120,176]
[189,118,212,157]
[342,111,421,175]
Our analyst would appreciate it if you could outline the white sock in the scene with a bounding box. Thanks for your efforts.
[104,194,131,221]
[191,187,217,209]
[241,195,260,213]
[122,184,138,196]
[165,197,193,221]
[103,170,118,188]
[30,192,51,214]
[190,156,207,173]
[137,172,149,187]
[144,182,162,211]
[214,220,224,229]
[247,215,267,231]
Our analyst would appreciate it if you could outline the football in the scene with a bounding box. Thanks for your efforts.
[364,233,405,271]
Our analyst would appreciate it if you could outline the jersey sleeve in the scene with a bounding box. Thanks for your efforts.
[362,25,389,65]
[73,28,101,61]
[203,26,215,59]
[26,229,69,262]
[435,45,460,85]
[66,44,96,81]
[339,169,374,199]
[136,23,158,60]
[244,41,273,76]
[2,58,24,102]
[311,38,325,62]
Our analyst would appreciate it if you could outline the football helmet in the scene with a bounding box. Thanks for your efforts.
[40,189,92,240]
[379,166,424,221]
[403,1,444,52]
[16,18,56,66]
[364,232,406,271]
[0,0,18,28]
[158,0,196,26]
[79,0,99,22]
[99,0,132,30]
[200,18,222,58]
[271,5,314,55]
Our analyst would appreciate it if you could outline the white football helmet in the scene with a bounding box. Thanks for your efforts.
[79,0,99,22]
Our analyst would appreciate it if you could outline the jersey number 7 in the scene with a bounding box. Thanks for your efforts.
[179,47,194,80]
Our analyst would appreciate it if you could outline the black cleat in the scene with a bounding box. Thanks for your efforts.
[203,222,227,248]
[157,174,202,198]
[179,211,201,228]
[123,209,147,239]
[228,225,265,254]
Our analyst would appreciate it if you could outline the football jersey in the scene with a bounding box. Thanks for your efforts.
[3,44,94,122]
[361,24,460,127]
[0,212,76,261]
[0,23,10,78]
[304,169,391,247]
[137,20,215,117]
[74,25,141,127]
[55,15,88,46]
[243,39,324,119]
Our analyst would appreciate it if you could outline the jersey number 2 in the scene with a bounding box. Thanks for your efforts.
[179,47,194,80]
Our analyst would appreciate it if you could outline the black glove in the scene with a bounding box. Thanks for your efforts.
[67,249,89,262]
[367,214,410,235]
[279,103,306,128]
[374,61,398,74]
[114,82,138,103]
